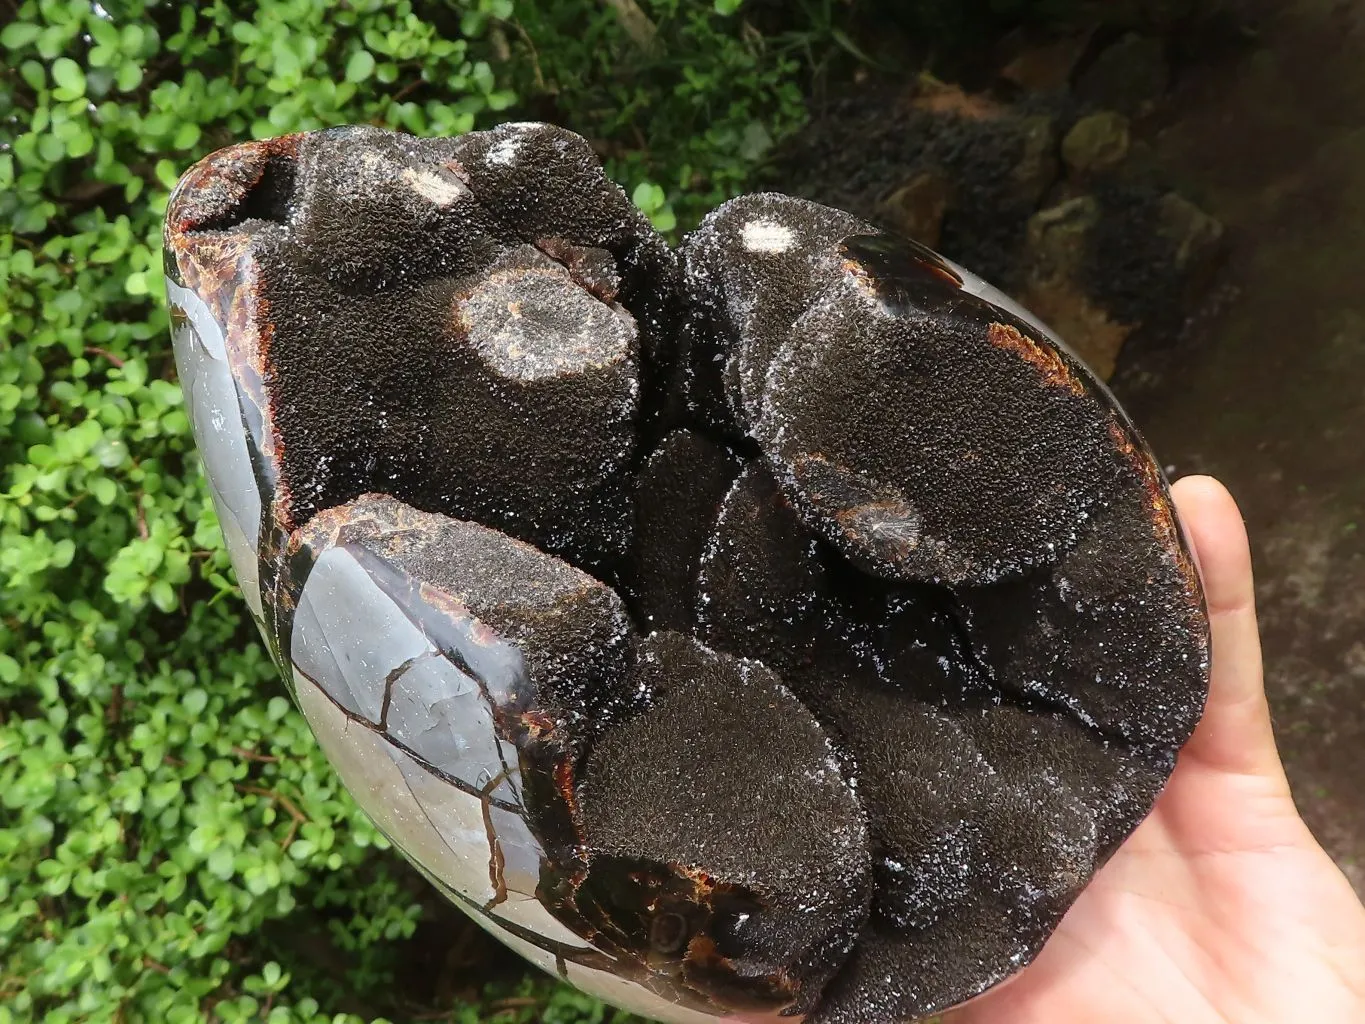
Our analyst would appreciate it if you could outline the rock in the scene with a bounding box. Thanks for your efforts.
[1013,115,1062,206]
[169,124,1212,1024]
[1062,112,1132,176]
[1021,196,1132,379]
[628,430,739,632]
[291,125,506,291]
[878,170,953,248]
[580,630,871,1013]
[999,31,1097,93]
[696,463,832,678]
[261,245,642,570]
[293,494,637,730]
[680,192,870,432]
[687,199,1132,587]
[766,82,1061,289]
[1027,195,1102,277]
[1075,34,1170,117]
[1078,184,1228,334]
[960,467,1209,751]
[1156,191,1226,275]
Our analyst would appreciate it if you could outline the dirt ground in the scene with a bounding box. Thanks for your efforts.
[1112,0,1365,892]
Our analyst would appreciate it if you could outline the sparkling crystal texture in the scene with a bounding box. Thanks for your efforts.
[164,123,1210,1024]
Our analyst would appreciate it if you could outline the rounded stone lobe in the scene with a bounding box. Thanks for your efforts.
[293,493,639,732]
[681,192,872,431]
[460,266,635,381]
[578,631,872,1013]
[291,125,506,290]
[628,429,741,632]
[756,246,1125,586]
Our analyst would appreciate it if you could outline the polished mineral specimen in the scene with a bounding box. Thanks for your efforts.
[164,122,1210,1024]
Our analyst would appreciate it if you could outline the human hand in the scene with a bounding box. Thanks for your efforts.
[945,475,1365,1024]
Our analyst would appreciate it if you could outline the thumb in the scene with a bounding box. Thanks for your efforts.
[1169,475,1285,784]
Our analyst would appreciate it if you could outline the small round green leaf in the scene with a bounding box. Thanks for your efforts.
[50,57,86,100]
[344,49,375,82]
[0,21,40,49]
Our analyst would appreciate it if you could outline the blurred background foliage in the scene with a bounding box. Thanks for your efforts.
[0,0,1101,1020]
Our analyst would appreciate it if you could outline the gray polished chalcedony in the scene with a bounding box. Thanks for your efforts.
[167,278,264,620]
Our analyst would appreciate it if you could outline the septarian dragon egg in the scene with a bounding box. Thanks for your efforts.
[164,122,1209,1024]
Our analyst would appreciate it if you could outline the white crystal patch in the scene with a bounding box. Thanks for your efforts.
[486,137,521,166]
[741,218,795,254]
[401,166,467,206]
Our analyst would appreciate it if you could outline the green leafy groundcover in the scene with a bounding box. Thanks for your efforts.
[0,0,855,1021]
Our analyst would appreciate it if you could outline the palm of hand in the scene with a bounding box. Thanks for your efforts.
[947,478,1365,1024]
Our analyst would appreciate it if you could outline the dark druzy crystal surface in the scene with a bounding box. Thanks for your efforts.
[164,123,1209,1024]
